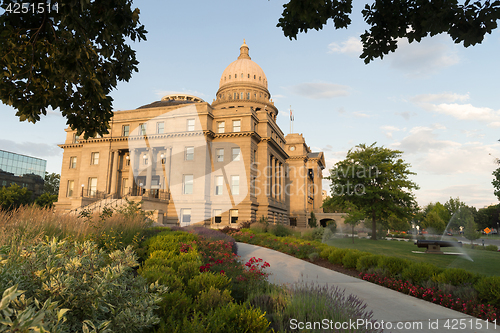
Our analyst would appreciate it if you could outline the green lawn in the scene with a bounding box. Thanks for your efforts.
[324,237,500,277]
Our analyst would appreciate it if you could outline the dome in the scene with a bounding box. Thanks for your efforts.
[219,40,268,90]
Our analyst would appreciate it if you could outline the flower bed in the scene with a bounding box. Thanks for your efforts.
[361,272,499,322]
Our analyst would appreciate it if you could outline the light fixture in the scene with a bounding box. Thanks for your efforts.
[126,155,129,160]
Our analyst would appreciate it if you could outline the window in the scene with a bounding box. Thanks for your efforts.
[185,147,194,161]
[231,175,239,195]
[213,209,222,224]
[157,122,164,134]
[232,147,240,161]
[181,208,191,223]
[139,123,147,135]
[216,148,224,162]
[143,154,148,165]
[232,120,241,132]
[69,156,77,169]
[246,93,250,100]
[91,152,99,165]
[88,177,97,196]
[122,125,129,136]
[183,174,193,194]
[230,209,238,224]
[240,92,244,100]
[217,121,225,133]
[215,176,223,195]
[187,119,195,131]
[67,180,74,197]
[73,134,79,143]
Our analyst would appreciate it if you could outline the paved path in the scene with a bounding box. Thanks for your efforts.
[237,242,498,333]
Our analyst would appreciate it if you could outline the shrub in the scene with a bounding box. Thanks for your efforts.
[308,252,319,262]
[377,256,410,277]
[433,268,479,286]
[485,244,498,251]
[156,290,193,322]
[270,224,292,237]
[327,248,349,265]
[0,238,165,332]
[401,262,443,285]
[302,227,324,241]
[475,276,500,308]
[139,265,184,291]
[319,247,335,259]
[356,254,382,273]
[194,287,233,313]
[250,222,267,234]
[159,302,270,333]
[342,250,370,269]
[186,272,232,298]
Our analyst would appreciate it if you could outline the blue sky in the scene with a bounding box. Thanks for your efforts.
[1,1,500,209]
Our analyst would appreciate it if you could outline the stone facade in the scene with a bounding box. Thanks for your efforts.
[55,41,325,228]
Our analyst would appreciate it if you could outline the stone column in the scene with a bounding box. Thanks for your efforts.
[109,150,120,197]
[145,148,153,194]
[269,155,274,198]
[128,149,135,195]
[274,157,278,200]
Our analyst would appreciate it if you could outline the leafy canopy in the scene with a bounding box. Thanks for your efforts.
[43,172,60,196]
[0,0,147,138]
[326,143,419,240]
[277,0,500,63]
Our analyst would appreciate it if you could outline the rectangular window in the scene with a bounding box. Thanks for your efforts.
[69,156,77,169]
[246,92,250,100]
[157,122,164,134]
[185,147,194,161]
[232,147,240,161]
[122,125,129,136]
[215,176,223,196]
[67,180,74,197]
[217,121,225,134]
[187,119,195,131]
[139,123,147,135]
[73,134,79,143]
[88,177,97,196]
[230,209,238,224]
[183,174,193,194]
[213,209,222,224]
[232,120,241,132]
[91,152,99,165]
[216,148,224,162]
[231,175,239,195]
[181,208,191,224]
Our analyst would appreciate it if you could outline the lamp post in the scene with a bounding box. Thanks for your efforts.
[139,182,143,196]
[81,184,84,197]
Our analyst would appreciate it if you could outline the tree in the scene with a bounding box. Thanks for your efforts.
[308,211,317,228]
[463,208,481,247]
[277,0,500,63]
[386,214,410,233]
[0,0,147,138]
[326,143,419,240]
[343,204,365,243]
[44,172,60,196]
[0,184,32,210]
[421,210,446,235]
[35,192,58,208]
[493,163,500,201]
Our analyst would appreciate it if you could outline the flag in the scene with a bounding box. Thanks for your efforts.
[290,108,294,121]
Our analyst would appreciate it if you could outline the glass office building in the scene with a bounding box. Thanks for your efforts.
[0,150,46,197]
[0,150,46,178]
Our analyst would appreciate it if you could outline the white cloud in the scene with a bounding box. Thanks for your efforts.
[0,139,61,158]
[410,92,500,126]
[410,93,469,104]
[386,35,460,76]
[328,37,362,54]
[352,112,370,118]
[392,126,457,155]
[380,125,406,139]
[288,82,349,99]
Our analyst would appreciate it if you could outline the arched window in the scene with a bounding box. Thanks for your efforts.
[254,75,256,79]
[229,75,231,79]
[247,74,250,78]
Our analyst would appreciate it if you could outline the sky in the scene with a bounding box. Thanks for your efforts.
[1,1,500,209]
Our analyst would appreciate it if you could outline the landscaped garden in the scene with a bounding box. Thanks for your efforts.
[0,206,382,332]
[226,222,500,323]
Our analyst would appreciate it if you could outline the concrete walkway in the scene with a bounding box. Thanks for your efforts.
[237,242,498,333]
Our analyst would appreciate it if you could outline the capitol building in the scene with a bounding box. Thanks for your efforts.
[55,41,325,228]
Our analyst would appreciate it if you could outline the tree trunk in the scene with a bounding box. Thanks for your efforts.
[372,211,377,240]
